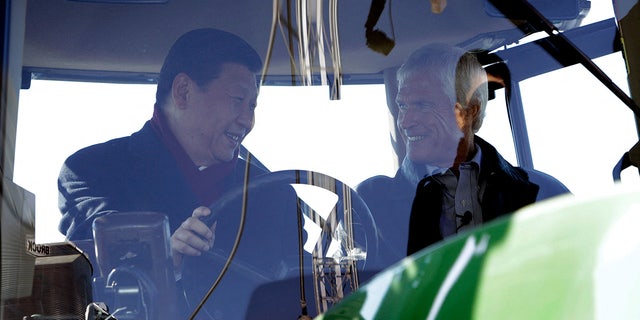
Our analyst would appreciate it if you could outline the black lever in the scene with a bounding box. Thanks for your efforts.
[488,0,640,118]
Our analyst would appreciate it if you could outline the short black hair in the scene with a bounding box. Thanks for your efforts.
[155,28,263,107]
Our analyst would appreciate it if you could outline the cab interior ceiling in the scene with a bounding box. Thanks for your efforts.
[23,0,598,88]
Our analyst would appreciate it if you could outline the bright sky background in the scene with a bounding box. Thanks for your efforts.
[14,0,640,244]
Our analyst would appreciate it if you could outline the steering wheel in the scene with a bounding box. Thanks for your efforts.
[181,170,380,320]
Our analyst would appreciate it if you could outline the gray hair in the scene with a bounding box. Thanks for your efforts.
[396,43,488,133]
[455,51,488,132]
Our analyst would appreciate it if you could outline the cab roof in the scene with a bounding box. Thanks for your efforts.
[23,0,590,85]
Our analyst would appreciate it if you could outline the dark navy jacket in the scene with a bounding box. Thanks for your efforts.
[406,136,539,255]
[58,121,264,241]
[357,136,539,265]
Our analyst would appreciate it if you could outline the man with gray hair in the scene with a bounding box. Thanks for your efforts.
[357,43,538,264]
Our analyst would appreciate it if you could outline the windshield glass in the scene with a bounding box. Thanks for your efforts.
[10,0,640,318]
[18,0,638,244]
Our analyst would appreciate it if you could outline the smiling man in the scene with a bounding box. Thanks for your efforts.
[357,43,538,265]
[57,28,265,273]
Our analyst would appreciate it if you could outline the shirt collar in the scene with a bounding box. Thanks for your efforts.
[465,143,482,168]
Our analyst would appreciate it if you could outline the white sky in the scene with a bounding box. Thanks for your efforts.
[15,84,397,243]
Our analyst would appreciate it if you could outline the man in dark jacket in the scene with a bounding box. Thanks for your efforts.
[58,28,274,319]
[357,44,538,263]
[58,28,265,277]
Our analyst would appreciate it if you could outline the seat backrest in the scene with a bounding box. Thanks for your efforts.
[523,168,571,201]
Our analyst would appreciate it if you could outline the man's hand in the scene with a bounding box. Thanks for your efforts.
[171,206,216,270]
